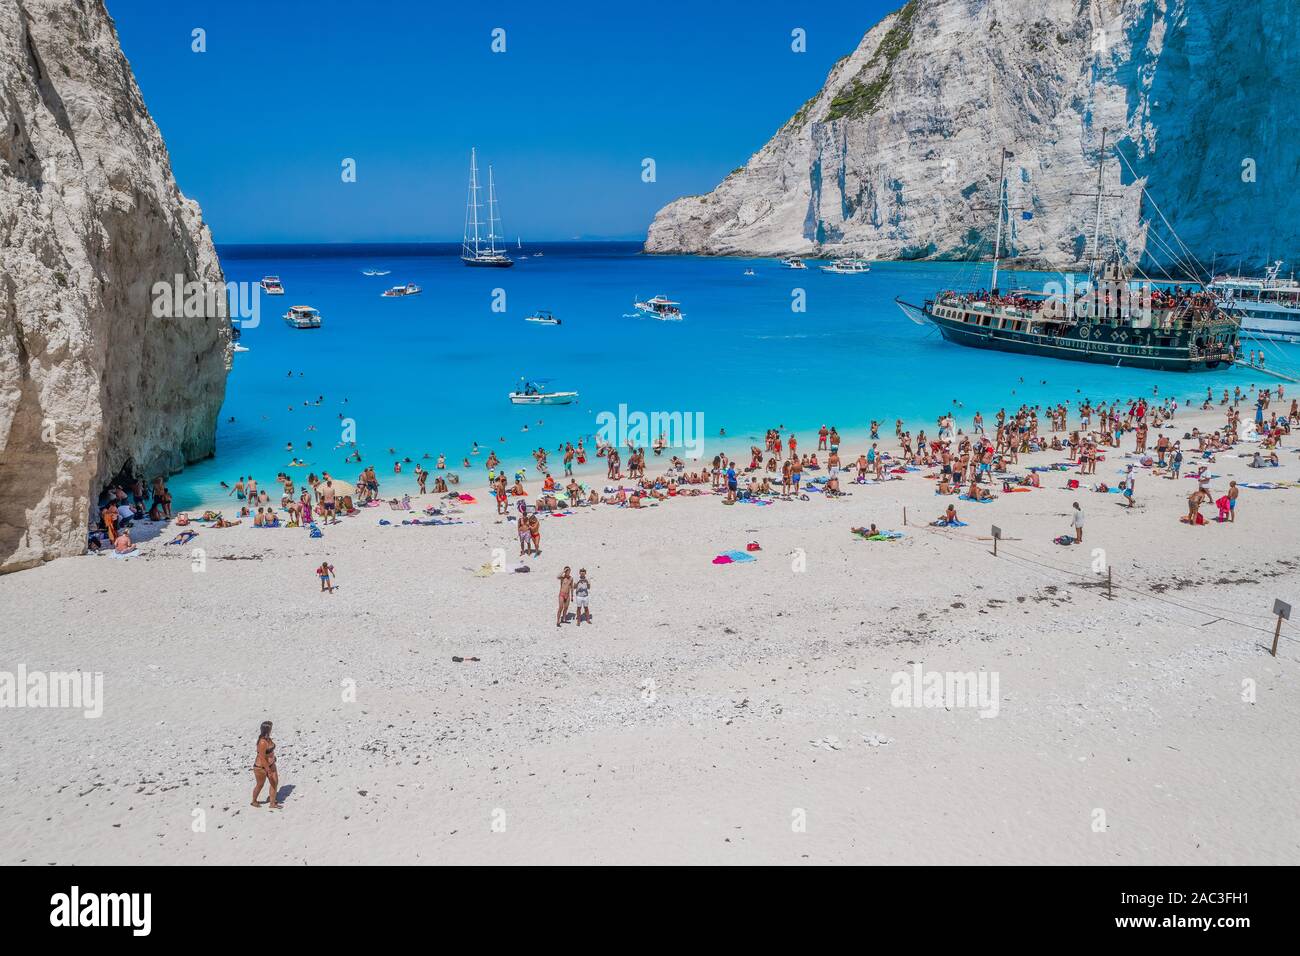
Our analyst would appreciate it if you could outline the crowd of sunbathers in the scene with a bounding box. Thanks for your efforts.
[88,475,173,553]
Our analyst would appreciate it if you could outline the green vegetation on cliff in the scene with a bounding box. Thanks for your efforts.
[825,0,919,122]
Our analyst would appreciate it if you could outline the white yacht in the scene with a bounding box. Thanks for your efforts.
[525,310,561,326]
[381,283,421,297]
[634,295,684,321]
[283,305,322,329]
[1209,262,1300,342]
[260,275,285,295]
[781,257,807,270]
[820,259,870,274]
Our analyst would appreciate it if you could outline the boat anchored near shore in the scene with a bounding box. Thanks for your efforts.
[381,283,422,297]
[1209,261,1300,343]
[283,305,322,329]
[897,136,1240,372]
[508,378,577,405]
[634,295,684,321]
[820,259,870,274]
[525,309,561,326]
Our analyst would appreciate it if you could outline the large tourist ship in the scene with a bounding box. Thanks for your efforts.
[899,262,1240,371]
[1208,261,1300,343]
[897,139,1240,372]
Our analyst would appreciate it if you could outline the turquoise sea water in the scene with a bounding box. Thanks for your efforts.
[172,241,1296,509]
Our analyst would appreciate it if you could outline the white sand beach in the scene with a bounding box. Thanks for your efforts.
[2,400,1298,865]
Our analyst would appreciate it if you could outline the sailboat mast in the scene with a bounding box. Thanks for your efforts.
[487,165,500,254]
[1089,128,1107,281]
[991,149,1008,293]
[466,148,483,257]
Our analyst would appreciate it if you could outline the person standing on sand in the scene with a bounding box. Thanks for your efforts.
[251,720,280,809]
[320,479,337,524]
[556,566,573,627]
[574,569,591,626]
[1072,502,1084,543]
[1228,480,1239,522]
[317,561,336,593]
[527,512,541,555]
[516,512,531,557]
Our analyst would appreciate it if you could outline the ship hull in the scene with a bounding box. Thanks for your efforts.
[921,306,1234,372]
[462,256,513,268]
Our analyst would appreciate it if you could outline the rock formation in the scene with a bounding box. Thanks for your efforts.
[0,0,231,572]
[645,0,1299,274]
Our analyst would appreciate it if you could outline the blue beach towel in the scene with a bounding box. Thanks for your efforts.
[721,549,757,563]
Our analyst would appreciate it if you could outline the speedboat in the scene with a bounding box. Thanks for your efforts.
[362,269,391,276]
[260,276,285,295]
[381,283,422,297]
[282,305,322,329]
[525,310,561,326]
[509,378,577,405]
[744,268,756,276]
[782,257,807,270]
[634,295,684,321]
[820,259,870,274]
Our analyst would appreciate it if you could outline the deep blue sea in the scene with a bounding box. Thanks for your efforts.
[171,241,1296,509]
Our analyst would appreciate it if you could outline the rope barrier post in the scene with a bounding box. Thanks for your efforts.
[991,524,1001,558]
[1272,599,1291,657]
[1107,566,1113,601]
[903,505,907,527]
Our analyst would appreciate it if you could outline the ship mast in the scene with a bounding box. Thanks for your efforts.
[487,164,501,255]
[1089,128,1107,281]
[991,149,1010,293]
[464,148,483,259]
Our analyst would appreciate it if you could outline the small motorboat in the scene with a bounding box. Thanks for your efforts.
[260,275,285,295]
[233,344,250,353]
[525,310,561,326]
[362,269,391,276]
[509,378,577,405]
[634,295,684,321]
[283,305,322,329]
[782,257,807,270]
[381,283,422,297]
[744,268,756,276]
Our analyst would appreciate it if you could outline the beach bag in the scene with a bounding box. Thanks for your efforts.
[1067,479,1079,489]
[1054,535,1075,546]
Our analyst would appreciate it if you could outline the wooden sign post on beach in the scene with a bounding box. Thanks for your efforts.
[1271,599,1291,657]
[991,525,1001,557]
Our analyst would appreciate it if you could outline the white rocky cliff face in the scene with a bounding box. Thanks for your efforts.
[0,0,231,572]
[645,0,1298,273]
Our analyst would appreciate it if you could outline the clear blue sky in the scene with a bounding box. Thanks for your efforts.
[106,0,895,243]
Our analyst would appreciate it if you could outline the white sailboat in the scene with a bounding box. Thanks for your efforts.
[462,148,513,268]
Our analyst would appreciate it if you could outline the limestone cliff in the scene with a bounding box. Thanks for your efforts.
[0,0,231,572]
[645,0,1299,273]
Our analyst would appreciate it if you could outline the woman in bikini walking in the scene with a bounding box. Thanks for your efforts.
[252,720,281,809]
